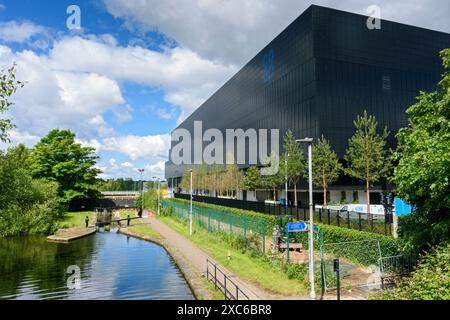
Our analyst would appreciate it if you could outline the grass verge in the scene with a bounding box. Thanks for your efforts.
[58,211,90,228]
[159,215,309,296]
[128,224,163,239]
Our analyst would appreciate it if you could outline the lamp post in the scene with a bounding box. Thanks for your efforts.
[297,138,315,300]
[189,169,193,236]
[171,177,174,198]
[138,169,145,211]
[285,153,289,210]
[153,176,160,216]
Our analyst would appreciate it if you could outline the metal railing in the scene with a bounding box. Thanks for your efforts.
[174,193,393,236]
[378,254,417,289]
[206,259,250,300]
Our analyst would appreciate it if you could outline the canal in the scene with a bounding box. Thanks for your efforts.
[0,229,195,300]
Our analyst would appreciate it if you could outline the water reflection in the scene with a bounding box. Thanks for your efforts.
[0,230,194,300]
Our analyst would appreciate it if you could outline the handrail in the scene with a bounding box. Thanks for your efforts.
[205,259,250,300]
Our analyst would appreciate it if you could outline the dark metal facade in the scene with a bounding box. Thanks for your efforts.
[166,5,450,180]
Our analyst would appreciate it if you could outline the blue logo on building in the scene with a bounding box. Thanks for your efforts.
[263,48,275,82]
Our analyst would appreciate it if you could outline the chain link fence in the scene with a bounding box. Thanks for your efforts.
[161,200,269,255]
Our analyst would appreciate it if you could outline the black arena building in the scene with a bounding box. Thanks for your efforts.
[165,5,450,204]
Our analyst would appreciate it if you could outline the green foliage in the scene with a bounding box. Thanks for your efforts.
[294,223,400,265]
[0,64,24,142]
[30,129,102,205]
[281,130,307,186]
[136,189,158,210]
[344,111,391,213]
[0,146,64,237]
[374,246,450,300]
[391,49,450,253]
[244,166,262,191]
[311,135,342,206]
[285,263,307,281]
[169,197,276,232]
[261,152,284,201]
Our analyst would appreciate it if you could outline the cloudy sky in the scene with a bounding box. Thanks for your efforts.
[0,0,449,180]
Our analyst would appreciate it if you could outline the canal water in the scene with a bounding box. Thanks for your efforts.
[0,229,195,300]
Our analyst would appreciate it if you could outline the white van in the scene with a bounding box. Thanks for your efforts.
[341,204,385,215]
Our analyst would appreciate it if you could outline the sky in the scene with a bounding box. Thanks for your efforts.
[0,0,449,181]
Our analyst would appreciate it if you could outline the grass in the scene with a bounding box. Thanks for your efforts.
[119,209,139,219]
[159,215,309,296]
[128,224,163,239]
[58,211,91,228]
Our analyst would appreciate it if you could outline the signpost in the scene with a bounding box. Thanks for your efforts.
[286,222,308,262]
[287,222,308,232]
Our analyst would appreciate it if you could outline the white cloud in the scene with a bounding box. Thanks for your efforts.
[0,20,46,43]
[48,35,237,120]
[102,134,171,161]
[103,0,450,66]
[0,44,125,140]
[145,160,165,177]
[121,161,134,168]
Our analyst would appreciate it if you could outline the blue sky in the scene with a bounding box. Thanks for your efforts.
[0,0,449,180]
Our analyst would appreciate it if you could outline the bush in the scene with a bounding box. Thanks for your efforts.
[168,198,276,232]
[286,263,308,281]
[0,147,64,237]
[294,223,400,265]
[373,245,450,300]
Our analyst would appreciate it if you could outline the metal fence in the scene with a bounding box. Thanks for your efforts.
[174,193,393,236]
[206,259,250,300]
[378,254,417,289]
[161,199,269,255]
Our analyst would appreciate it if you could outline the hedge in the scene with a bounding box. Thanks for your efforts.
[294,223,400,265]
[166,198,277,232]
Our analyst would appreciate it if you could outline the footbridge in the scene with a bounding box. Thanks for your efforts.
[100,191,140,208]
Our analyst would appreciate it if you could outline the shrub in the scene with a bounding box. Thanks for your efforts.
[286,263,308,281]
[165,198,276,232]
[294,223,400,265]
[373,245,450,300]
[0,147,64,237]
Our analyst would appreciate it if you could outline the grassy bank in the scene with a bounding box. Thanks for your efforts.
[158,215,309,296]
[57,211,91,228]
[127,224,163,239]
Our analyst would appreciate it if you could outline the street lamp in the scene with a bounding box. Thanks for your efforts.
[297,137,315,300]
[138,169,145,211]
[153,176,160,216]
[285,152,289,210]
[189,169,193,236]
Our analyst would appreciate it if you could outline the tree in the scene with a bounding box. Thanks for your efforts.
[244,166,262,191]
[0,145,63,237]
[311,135,342,207]
[261,153,284,202]
[1,64,24,142]
[344,111,390,218]
[281,130,307,206]
[391,49,450,252]
[30,129,102,205]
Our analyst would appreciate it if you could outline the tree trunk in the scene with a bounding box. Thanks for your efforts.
[294,184,298,207]
[323,171,327,208]
[273,186,276,202]
[366,179,371,223]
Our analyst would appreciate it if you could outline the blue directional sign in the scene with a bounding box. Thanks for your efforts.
[287,222,308,232]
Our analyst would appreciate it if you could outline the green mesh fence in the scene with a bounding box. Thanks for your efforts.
[161,199,268,255]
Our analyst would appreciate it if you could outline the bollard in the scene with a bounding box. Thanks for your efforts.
[85,216,89,228]
[334,258,340,300]
[127,215,131,227]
